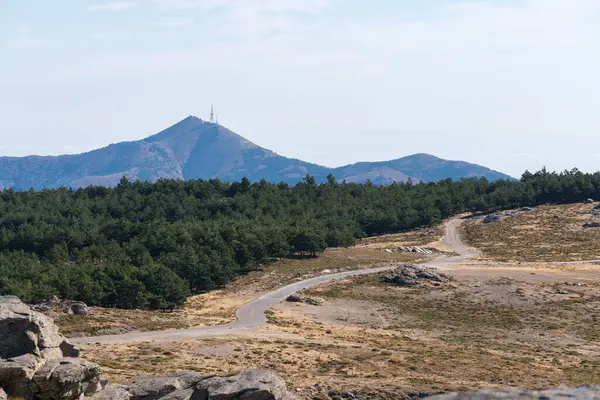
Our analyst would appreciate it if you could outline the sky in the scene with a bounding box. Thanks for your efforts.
[1,0,600,178]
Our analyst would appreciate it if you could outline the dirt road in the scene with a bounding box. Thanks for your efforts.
[71,217,596,344]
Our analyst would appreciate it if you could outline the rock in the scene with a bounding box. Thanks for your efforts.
[584,222,600,228]
[520,207,534,211]
[383,265,449,287]
[0,354,45,395]
[285,295,303,303]
[285,295,322,306]
[128,375,188,400]
[66,301,90,317]
[483,214,502,224]
[595,204,600,210]
[0,388,6,400]
[27,358,103,400]
[585,198,595,204]
[0,296,79,361]
[92,384,133,400]
[127,372,208,400]
[158,389,199,400]
[424,386,600,399]
[394,246,434,255]
[197,369,289,400]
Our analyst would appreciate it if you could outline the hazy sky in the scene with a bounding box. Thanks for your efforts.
[2,0,600,177]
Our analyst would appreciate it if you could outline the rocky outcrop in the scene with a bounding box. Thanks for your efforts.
[31,296,90,317]
[0,295,79,361]
[385,246,435,255]
[383,265,449,287]
[27,358,103,399]
[0,296,99,399]
[423,386,600,399]
[483,214,502,224]
[0,297,308,400]
[197,370,290,400]
[90,370,293,400]
[286,295,323,306]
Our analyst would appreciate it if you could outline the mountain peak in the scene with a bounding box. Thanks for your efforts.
[0,119,514,190]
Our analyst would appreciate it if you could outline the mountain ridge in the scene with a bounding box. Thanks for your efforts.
[0,116,514,189]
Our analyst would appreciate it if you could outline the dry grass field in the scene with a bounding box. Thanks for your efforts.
[80,266,600,397]
[461,203,600,262]
[57,241,434,337]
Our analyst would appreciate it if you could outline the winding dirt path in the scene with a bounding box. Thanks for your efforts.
[72,217,597,344]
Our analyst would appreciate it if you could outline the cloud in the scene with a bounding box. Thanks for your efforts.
[153,18,191,28]
[151,0,332,13]
[10,26,42,48]
[89,2,137,12]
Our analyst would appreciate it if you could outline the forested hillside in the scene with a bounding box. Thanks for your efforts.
[0,168,598,309]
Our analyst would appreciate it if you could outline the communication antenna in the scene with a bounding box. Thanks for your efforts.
[215,114,219,125]
[209,104,215,123]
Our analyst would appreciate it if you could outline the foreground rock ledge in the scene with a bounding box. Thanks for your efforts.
[1,296,296,400]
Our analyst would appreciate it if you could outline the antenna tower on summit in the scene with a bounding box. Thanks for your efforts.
[209,104,215,123]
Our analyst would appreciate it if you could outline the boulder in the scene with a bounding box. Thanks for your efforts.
[585,198,595,204]
[483,214,502,224]
[0,296,79,361]
[92,384,133,400]
[196,369,289,400]
[65,301,90,317]
[285,295,303,303]
[127,371,208,400]
[27,358,103,400]
[0,354,45,395]
[383,265,449,287]
[423,386,600,399]
[285,295,322,306]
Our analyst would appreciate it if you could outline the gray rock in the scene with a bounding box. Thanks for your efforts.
[285,295,303,303]
[584,222,600,228]
[585,198,595,204]
[27,358,103,400]
[383,265,449,287]
[483,214,502,224]
[196,369,289,400]
[92,384,133,400]
[285,295,322,306]
[158,388,201,400]
[0,388,6,400]
[128,375,189,400]
[0,354,45,395]
[424,386,600,399]
[66,301,90,317]
[520,207,534,211]
[0,296,79,361]
[595,204,600,210]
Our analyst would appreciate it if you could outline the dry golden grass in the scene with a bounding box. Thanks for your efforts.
[81,267,600,396]
[461,203,600,262]
[56,244,432,337]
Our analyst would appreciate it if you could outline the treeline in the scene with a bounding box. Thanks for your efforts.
[0,168,599,309]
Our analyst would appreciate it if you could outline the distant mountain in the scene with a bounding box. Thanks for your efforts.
[0,117,513,190]
[333,153,512,184]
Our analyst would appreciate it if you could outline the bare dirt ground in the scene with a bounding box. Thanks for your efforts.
[461,203,600,262]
